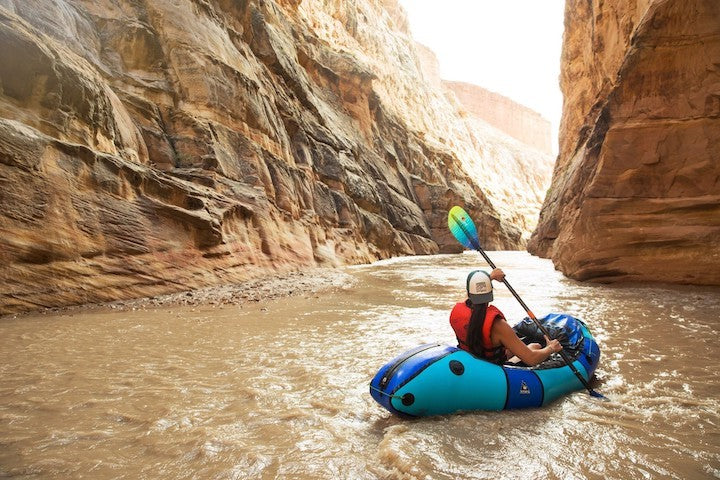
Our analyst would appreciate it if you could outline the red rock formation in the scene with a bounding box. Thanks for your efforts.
[414,42,553,155]
[529,0,720,285]
[444,81,553,155]
[0,0,551,314]
[411,42,554,241]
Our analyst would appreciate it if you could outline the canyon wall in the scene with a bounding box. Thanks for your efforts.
[529,0,720,285]
[414,42,443,90]
[0,0,552,314]
[412,42,554,240]
[444,81,552,155]
[415,42,553,155]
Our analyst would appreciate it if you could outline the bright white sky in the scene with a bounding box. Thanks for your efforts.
[398,0,565,153]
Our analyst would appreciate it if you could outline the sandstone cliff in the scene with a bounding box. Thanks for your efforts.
[444,81,552,155]
[412,42,554,243]
[415,41,553,155]
[528,0,720,285]
[0,0,551,314]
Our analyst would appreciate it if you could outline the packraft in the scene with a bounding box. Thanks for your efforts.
[369,313,601,417]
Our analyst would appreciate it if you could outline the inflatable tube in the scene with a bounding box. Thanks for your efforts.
[369,313,601,417]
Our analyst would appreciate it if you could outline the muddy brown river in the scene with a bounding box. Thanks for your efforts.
[1,252,719,479]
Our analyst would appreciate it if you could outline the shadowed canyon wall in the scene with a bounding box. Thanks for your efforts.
[528,0,720,285]
[0,0,552,314]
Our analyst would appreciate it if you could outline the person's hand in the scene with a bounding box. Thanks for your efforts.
[490,268,505,282]
[544,336,562,353]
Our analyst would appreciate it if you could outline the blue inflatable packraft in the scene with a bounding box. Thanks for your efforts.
[369,313,601,417]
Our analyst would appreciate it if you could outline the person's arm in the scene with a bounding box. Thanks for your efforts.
[493,319,562,367]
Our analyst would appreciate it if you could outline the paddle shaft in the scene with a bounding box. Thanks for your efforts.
[450,213,604,397]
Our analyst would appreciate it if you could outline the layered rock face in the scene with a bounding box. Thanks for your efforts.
[529,0,720,285]
[444,81,552,155]
[0,0,551,314]
[415,42,552,154]
[412,42,554,242]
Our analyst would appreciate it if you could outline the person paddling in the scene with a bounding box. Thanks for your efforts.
[450,268,562,366]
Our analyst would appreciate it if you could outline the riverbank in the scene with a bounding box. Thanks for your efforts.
[1,267,353,320]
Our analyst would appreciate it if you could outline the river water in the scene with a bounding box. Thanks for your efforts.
[1,251,718,479]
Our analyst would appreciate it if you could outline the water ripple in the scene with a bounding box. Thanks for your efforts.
[1,252,718,479]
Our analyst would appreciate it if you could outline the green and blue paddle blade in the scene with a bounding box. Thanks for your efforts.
[448,206,479,250]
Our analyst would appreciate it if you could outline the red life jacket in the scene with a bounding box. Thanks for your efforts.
[449,301,506,363]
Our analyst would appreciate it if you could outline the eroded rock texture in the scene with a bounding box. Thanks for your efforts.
[444,81,553,155]
[529,0,720,285]
[0,0,551,314]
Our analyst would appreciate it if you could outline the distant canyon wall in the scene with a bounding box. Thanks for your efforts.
[444,81,552,155]
[529,0,720,285]
[0,0,552,314]
[415,43,553,154]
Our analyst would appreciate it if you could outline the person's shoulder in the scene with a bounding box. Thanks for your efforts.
[452,300,469,309]
[487,304,505,319]
[490,315,513,334]
[450,301,469,316]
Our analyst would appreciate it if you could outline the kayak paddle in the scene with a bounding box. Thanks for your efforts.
[447,206,606,399]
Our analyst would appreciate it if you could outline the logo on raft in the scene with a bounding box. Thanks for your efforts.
[520,380,530,395]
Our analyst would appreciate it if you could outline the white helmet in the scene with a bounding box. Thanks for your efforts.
[466,270,493,304]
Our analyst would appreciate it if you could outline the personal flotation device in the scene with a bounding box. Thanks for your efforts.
[449,301,506,363]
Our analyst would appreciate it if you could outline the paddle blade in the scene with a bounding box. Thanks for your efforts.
[589,390,608,400]
[448,206,479,250]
